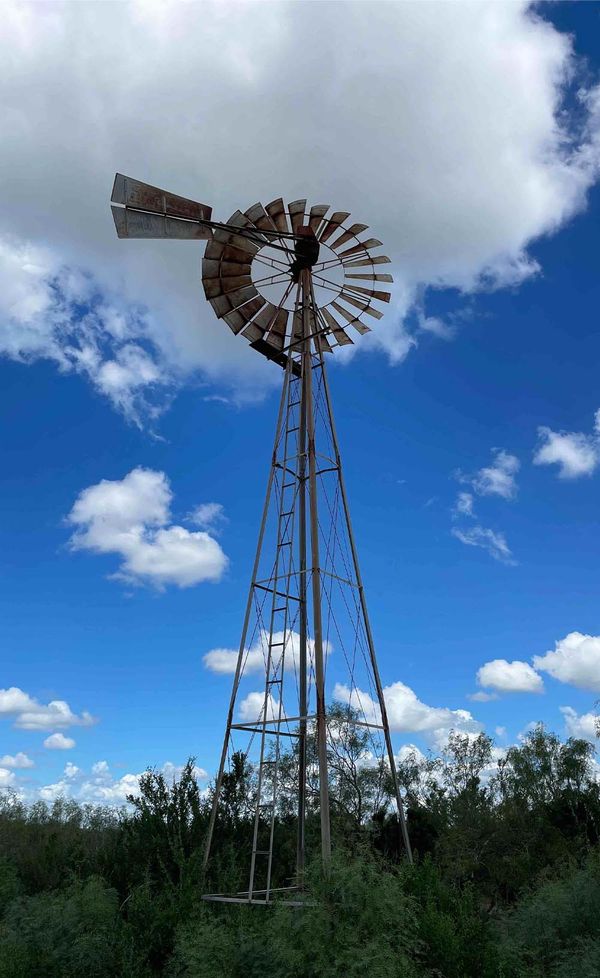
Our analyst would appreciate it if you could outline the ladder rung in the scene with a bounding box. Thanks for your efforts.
[273,606,287,613]
[282,481,297,488]
[287,426,299,433]
[289,400,300,407]
[280,510,293,518]
[270,641,285,647]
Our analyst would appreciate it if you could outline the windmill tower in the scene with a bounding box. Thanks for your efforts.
[111,175,412,905]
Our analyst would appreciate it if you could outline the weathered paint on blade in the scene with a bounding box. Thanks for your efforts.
[340,293,384,319]
[265,198,290,235]
[315,331,333,354]
[112,206,211,240]
[111,173,212,222]
[266,308,288,350]
[343,255,391,267]
[245,202,279,234]
[329,223,368,251]
[320,307,354,346]
[288,199,307,234]
[221,275,253,294]
[223,296,266,334]
[309,205,329,234]
[345,272,394,282]
[338,238,383,259]
[318,211,351,243]
[344,284,391,303]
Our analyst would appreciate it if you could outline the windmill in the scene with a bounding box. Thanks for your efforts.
[111,174,412,905]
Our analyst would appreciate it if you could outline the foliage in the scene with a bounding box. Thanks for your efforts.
[0,723,600,976]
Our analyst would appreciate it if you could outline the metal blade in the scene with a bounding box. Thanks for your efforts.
[266,308,288,350]
[223,296,266,335]
[265,198,290,235]
[245,202,279,235]
[320,307,354,346]
[338,238,383,259]
[111,173,212,223]
[343,284,391,303]
[329,224,368,251]
[308,204,330,234]
[315,331,333,354]
[345,272,393,282]
[339,293,384,319]
[288,199,307,234]
[202,259,251,280]
[343,255,391,267]
[112,206,211,240]
[213,227,260,255]
[318,211,351,243]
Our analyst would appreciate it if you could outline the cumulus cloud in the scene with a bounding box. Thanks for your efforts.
[560,706,599,743]
[203,629,330,675]
[476,658,544,694]
[44,732,76,750]
[533,410,600,478]
[333,680,482,748]
[1,2,600,415]
[66,467,228,589]
[0,752,34,769]
[238,692,283,724]
[37,759,208,806]
[451,525,515,565]
[0,768,16,789]
[188,503,227,532]
[0,686,95,731]
[534,631,600,691]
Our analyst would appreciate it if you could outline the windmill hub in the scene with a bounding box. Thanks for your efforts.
[289,225,320,282]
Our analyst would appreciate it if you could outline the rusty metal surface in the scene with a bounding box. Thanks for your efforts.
[346,272,393,282]
[343,255,391,267]
[338,238,383,259]
[265,197,290,234]
[318,211,351,243]
[221,275,253,295]
[329,223,368,251]
[288,199,308,234]
[345,284,391,303]
[320,307,353,346]
[308,204,329,234]
[112,206,212,240]
[111,174,212,222]
[223,295,267,334]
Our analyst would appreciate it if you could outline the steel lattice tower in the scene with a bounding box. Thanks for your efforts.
[110,176,412,905]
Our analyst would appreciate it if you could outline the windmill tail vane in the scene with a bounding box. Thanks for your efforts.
[110,173,411,906]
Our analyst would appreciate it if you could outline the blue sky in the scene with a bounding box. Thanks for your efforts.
[2,1,600,801]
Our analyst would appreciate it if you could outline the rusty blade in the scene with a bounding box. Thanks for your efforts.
[320,307,354,346]
[225,209,269,245]
[339,293,384,320]
[225,285,258,308]
[288,199,307,234]
[343,255,391,267]
[344,284,391,303]
[202,258,251,280]
[203,278,224,300]
[308,204,329,233]
[223,296,266,335]
[315,331,333,354]
[265,198,290,235]
[250,302,279,334]
[345,272,394,282]
[338,238,383,259]
[221,275,253,294]
[112,207,212,240]
[111,174,212,222]
[351,320,372,335]
[245,202,279,234]
[266,308,288,350]
[318,211,351,243]
[209,295,234,318]
[329,223,368,251]
[213,227,260,255]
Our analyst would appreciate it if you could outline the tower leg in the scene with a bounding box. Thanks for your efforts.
[302,269,331,865]
[316,326,413,864]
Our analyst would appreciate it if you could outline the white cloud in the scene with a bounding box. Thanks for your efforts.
[467,691,499,703]
[238,692,283,724]
[37,759,207,806]
[0,768,16,789]
[0,752,34,769]
[333,680,482,748]
[64,762,80,779]
[476,658,544,694]
[451,525,515,565]
[44,732,76,750]
[495,726,507,738]
[188,503,226,532]
[453,491,475,518]
[0,686,95,731]
[39,780,69,802]
[67,467,228,589]
[1,3,600,414]
[204,629,330,675]
[533,412,600,478]
[534,631,600,691]
[459,449,520,500]
[560,706,599,742]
